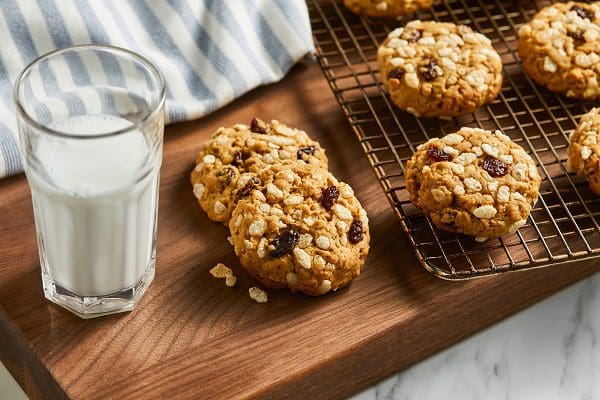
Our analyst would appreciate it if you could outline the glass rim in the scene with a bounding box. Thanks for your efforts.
[13,44,166,140]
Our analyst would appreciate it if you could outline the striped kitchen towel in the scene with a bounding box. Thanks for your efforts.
[0,0,314,179]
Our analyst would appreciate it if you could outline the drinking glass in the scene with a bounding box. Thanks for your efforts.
[13,45,165,318]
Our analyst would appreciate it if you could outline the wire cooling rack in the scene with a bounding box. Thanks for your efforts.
[309,0,600,279]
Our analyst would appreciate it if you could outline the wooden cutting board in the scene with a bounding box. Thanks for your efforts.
[1,62,599,400]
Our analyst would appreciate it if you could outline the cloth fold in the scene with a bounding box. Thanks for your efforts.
[0,0,314,178]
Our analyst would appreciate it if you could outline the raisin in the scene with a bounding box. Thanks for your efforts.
[348,220,364,244]
[297,145,316,160]
[232,151,242,166]
[407,29,422,43]
[321,185,340,210]
[216,167,236,186]
[569,30,585,45]
[419,59,438,81]
[427,146,451,162]
[250,118,267,134]
[236,177,261,199]
[387,69,404,81]
[231,150,251,167]
[571,5,593,20]
[269,229,300,257]
[215,167,236,190]
[482,156,509,177]
[216,166,234,177]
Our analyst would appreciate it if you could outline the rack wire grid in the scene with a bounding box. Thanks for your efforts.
[309,0,600,279]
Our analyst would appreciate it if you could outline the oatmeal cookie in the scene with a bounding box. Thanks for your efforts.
[377,20,503,118]
[518,2,600,100]
[343,0,432,18]
[229,162,370,296]
[190,119,328,223]
[405,128,541,239]
[568,108,600,194]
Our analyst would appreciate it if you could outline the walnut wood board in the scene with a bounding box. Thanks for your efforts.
[1,63,599,400]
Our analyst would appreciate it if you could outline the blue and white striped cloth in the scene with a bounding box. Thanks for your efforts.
[0,0,314,179]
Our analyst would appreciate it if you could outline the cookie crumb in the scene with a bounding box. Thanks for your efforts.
[209,263,237,287]
[225,275,237,287]
[249,287,268,303]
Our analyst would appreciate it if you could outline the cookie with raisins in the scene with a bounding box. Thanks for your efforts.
[405,128,541,240]
[377,21,503,118]
[229,162,370,296]
[568,108,600,194]
[518,2,600,100]
[190,119,327,224]
[343,0,432,18]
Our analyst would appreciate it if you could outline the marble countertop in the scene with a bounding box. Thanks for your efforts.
[1,272,598,400]
[354,272,600,400]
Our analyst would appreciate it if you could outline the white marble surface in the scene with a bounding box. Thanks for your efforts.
[1,272,598,400]
[353,272,600,400]
[0,361,27,400]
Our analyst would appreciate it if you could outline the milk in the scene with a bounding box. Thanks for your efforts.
[26,115,161,296]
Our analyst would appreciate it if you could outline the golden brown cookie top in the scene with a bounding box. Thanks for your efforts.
[518,1,600,99]
[229,162,370,296]
[190,119,328,223]
[568,108,600,179]
[343,0,432,18]
[405,128,541,239]
[194,119,327,172]
[378,20,502,117]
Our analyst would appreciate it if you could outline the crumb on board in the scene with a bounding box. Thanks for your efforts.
[209,263,236,287]
[225,274,237,287]
[248,287,268,303]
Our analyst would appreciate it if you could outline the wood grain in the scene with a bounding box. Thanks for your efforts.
[0,62,599,400]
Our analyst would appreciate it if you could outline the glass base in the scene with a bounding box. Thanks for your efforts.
[41,264,155,319]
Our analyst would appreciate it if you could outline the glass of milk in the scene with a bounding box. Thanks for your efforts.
[13,45,165,318]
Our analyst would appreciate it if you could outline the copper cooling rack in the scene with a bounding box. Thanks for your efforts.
[309,0,600,279]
